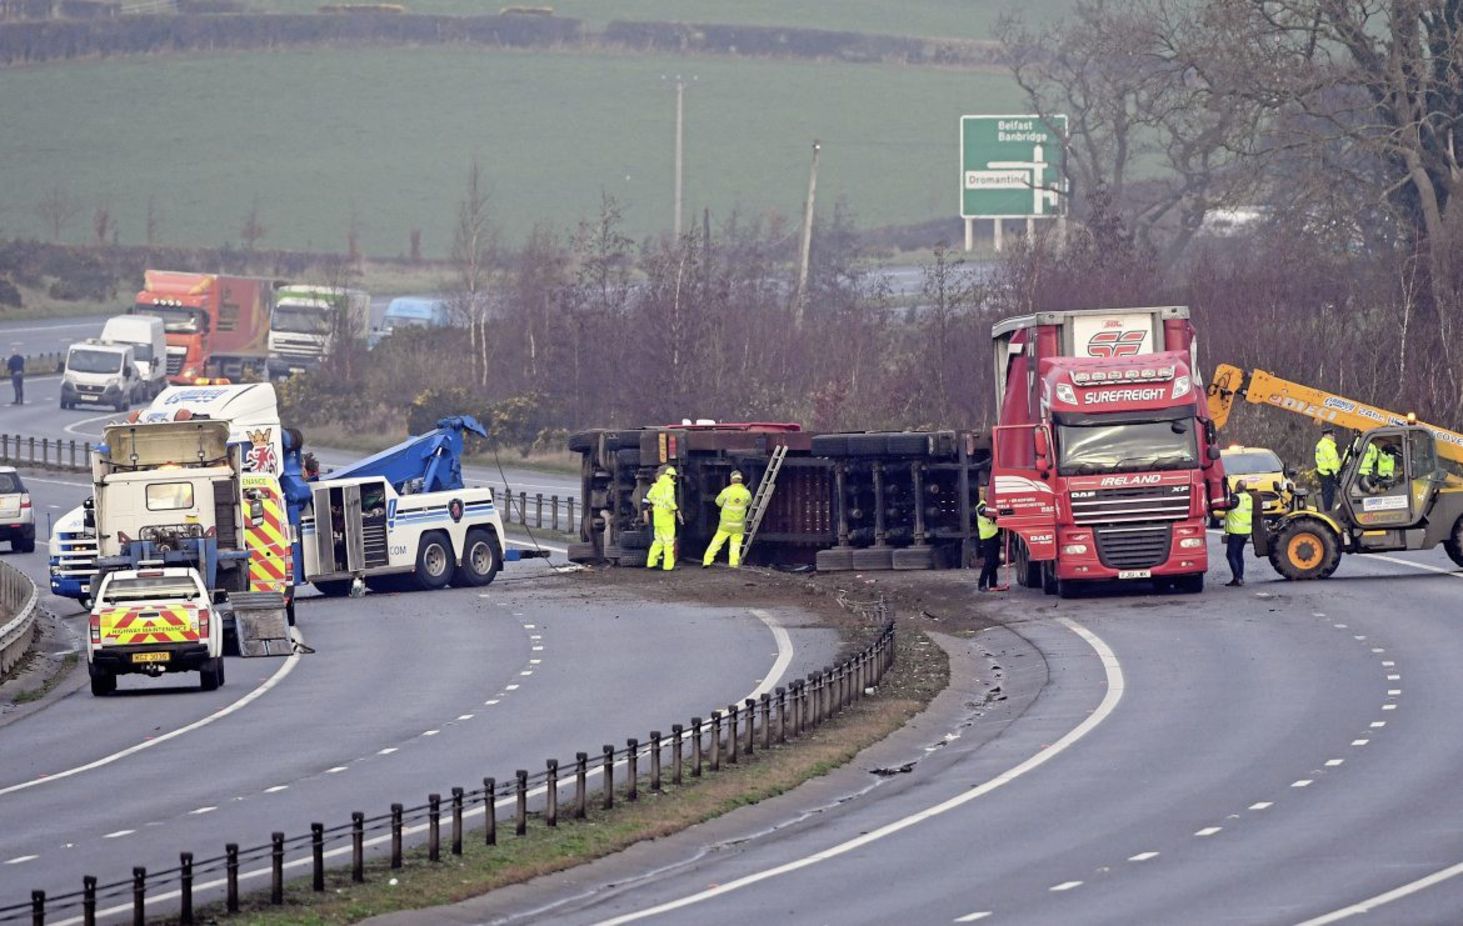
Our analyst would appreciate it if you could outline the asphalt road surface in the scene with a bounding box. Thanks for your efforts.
[411,540,1463,926]
[0,476,839,919]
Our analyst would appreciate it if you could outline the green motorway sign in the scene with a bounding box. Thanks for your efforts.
[960,114,1068,219]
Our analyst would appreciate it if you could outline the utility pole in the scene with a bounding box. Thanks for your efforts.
[674,76,685,239]
[792,139,821,329]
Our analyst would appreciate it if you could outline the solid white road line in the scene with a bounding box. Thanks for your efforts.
[1293,860,1463,925]
[954,913,992,923]
[0,649,301,798]
[588,617,1124,926]
[747,608,793,701]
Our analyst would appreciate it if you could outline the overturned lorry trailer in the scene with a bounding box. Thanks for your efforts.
[566,424,990,571]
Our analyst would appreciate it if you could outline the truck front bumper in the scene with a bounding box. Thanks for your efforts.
[1051,522,1208,580]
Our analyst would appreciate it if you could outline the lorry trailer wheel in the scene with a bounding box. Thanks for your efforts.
[452,529,501,587]
[1270,520,1341,580]
[414,533,455,590]
[88,665,115,697]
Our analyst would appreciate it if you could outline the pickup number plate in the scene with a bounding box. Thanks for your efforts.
[1118,569,1152,579]
[131,652,169,664]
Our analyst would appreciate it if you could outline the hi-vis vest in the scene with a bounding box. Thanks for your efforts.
[977,505,999,540]
[715,483,752,531]
[1225,490,1253,535]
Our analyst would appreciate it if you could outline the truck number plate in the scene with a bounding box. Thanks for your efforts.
[131,652,169,664]
[1118,569,1151,579]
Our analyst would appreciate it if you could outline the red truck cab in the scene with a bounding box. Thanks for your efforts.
[990,307,1226,595]
[132,270,272,384]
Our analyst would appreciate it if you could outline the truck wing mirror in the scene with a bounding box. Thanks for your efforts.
[1033,427,1052,477]
[1207,446,1221,461]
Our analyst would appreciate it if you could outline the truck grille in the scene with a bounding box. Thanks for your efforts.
[1094,524,1172,570]
[166,348,186,375]
[1070,483,1191,525]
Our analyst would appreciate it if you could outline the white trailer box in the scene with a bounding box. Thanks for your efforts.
[101,315,167,399]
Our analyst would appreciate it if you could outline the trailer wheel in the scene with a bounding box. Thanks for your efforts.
[199,656,224,691]
[453,529,502,587]
[88,664,115,697]
[413,532,455,590]
[1444,517,1463,569]
[1270,519,1341,580]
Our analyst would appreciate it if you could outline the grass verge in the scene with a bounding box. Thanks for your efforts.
[176,627,947,925]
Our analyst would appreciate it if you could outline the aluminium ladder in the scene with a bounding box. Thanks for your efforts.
[738,444,788,563]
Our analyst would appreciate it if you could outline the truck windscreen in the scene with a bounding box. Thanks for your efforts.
[140,305,201,333]
[1057,419,1199,476]
[273,305,331,334]
[67,349,123,375]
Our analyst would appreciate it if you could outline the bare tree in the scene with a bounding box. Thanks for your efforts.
[145,195,163,247]
[92,204,114,246]
[35,187,80,242]
[409,228,422,264]
[240,197,266,251]
[451,159,497,389]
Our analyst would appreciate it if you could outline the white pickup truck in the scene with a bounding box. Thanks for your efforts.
[86,567,225,696]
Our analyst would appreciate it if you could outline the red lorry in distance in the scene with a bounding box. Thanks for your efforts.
[989,306,1227,596]
[131,270,273,384]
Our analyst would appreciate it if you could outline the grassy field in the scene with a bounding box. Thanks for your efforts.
[0,48,1025,254]
[243,0,1067,39]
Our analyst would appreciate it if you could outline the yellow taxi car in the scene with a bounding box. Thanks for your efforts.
[1216,445,1297,524]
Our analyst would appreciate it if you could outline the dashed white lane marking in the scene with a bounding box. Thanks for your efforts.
[522,623,536,629]
[1382,660,1395,667]
[1326,759,1344,767]
[1050,881,1083,892]
[189,806,216,815]
[4,855,38,865]
[1313,612,1327,617]
[1388,689,1401,696]
[0,642,302,797]
[1333,624,1348,629]
[1352,739,1369,746]
[1382,704,1397,711]
[585,617,1123,926]
[1353,635,1367,641]
[264,785,288,793]
[1370,721,1387,728]
[103,830,134,839]
[532,645,544,651]
[519,670,533,676]
[530,659,542,665]
[1129,851,1160,861]
[505,684,520,691]
[378,747,398,756]
[457,714,474,721]
[1387,674,1400,680]
[954,913,993,923]
[1250,802,1273,811]
[1295,860,1463,925]
[1195,827,1223,837]
[423,730,440,736]
[326,767,347,774]
[1292,780,1313,788]
[1370,648,1386,654]
[484,699,500,705]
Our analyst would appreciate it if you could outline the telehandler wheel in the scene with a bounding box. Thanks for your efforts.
[88,665,115,697]
[1444,517,1463,569]
[1270,519,1341,580]
[413,532,455,590]
[453,529,502,587]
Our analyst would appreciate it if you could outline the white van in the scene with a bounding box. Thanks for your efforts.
[61,341,143,412]
[100,315,167,400]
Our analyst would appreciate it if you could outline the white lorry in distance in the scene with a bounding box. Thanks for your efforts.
[268,285,371,378]
[100,315,167,400]
[60,340,144,412]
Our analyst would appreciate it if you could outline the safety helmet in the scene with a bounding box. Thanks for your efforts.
[730,471,744,483]
[664,466,678,477]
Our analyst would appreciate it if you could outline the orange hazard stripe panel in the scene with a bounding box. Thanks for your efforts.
[244,489,292,593]
[103,605,200,644]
